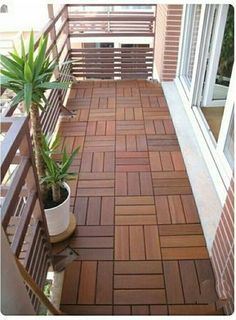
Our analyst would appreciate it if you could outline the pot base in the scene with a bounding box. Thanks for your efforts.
[50,213,76,244]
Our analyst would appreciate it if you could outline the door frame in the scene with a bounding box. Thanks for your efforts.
[201,5,229,107]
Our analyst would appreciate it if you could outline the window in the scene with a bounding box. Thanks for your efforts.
[178,5,202,95]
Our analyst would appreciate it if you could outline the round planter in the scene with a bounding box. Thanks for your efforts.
[44,183,71,236]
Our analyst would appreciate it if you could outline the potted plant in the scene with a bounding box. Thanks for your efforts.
[0,31,70,201]
[0,32,78,238]
[41,134,79,236]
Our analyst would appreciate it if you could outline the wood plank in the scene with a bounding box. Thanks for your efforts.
[179,260,200,304]
[114,289,166,305]
[168,195,186,223]
[101,197,114,225]
[160,235,205,248]
[181,195,200,223]
[116,205,155,215]
[144,225,161,259]
[116,196,154,205]
[115,226,129,260]
[127,172,140,195]
[140,172,153,195]
[61,305,112,315]
[116,215,156,225]
[115,172,127,196]
[78,261,97,304]
[195,260,218,304]
[163,261,184,304]
[86,197,101,225]
[132,305,149,315]
[75,248,113,260]
[114,261,162,274]
[114,274,164,289]
[155,196,171,224]
[129,226,145,260]
[169,305,217,315]
[162,247,209,260]
[149,152,162,171]
[150,305,168,315]
[159,224,203,236]
[96,261,113,304]
[61,261,81,304]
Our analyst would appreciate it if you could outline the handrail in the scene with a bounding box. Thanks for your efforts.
[1,116,53,313]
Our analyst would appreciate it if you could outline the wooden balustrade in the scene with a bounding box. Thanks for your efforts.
[1,117,52,313]
[67,4,155,37]
[70,47,154,79]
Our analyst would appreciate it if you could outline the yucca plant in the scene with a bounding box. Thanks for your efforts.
[0,31,70,199]
[41,134,80,205]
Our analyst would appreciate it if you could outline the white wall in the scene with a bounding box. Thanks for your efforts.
[0,0,49,32]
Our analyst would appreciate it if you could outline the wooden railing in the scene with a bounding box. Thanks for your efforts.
[1,117,52,313]
[68,6,155,37]
[71,47,154,79]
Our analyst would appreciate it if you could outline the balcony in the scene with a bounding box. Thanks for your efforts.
[1,3,233,316]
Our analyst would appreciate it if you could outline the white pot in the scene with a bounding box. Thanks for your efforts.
[44,183,71,236]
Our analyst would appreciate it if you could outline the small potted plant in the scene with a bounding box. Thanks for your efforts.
[41,134,79,236]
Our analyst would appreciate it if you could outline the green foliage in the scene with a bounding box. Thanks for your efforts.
[0,31,70,113]
[217,5,234,81]
[40,134,80,190]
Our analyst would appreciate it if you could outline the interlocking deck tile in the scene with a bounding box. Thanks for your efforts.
[58,80,219,315]
[61,261,81,304]
[163,261,184,304]
[114,289,166,305]
[113,305,131,315]
[114,261,163,274]
[114,275,164,289]
[96,261,113,304]
[132,305,150,315]
[78,261,97,304]
[169,305,221,315]
[61,305,113,315]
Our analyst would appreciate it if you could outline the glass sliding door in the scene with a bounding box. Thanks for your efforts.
[202,5,234,107]
[177,4,234,189]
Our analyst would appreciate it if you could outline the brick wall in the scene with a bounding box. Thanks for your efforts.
[211,178,234,315]
[154,5,183,81]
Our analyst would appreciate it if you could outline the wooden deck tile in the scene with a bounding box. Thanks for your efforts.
[78,261,97,304]
[114,289,166,305]
[169,304,218,315]
[114,274,164,289]
[132,305,149,315]
[162,247,209,260]
[150,305,168,315]
[163,261,184,304]
[61,261,81,304]
[114,261,163,274]
[129,226,145,260]
[113,305,131,315]
[59,80,218,316]
[179,260,200,304]
[96,261,113,304]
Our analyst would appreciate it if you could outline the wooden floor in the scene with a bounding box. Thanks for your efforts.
[56,80,222,315]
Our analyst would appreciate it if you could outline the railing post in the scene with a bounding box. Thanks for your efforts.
[63,4,71,52]
[47,4,59,79]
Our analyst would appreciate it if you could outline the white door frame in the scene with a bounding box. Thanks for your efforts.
[176,3,234,201]
[201,5,229,107]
